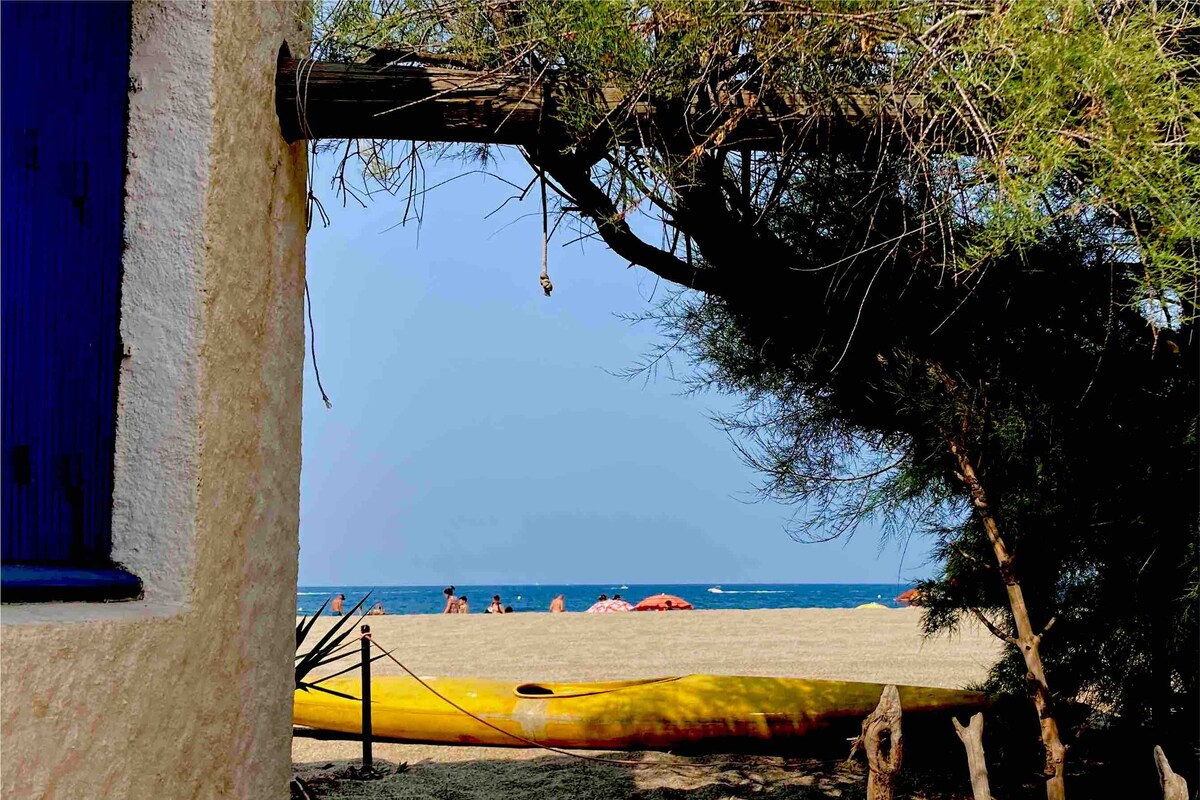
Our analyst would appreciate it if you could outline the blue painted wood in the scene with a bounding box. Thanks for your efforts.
[1,2,131,566]
[0,565,142,603]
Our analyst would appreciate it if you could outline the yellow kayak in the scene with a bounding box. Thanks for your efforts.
[294,674,987,750]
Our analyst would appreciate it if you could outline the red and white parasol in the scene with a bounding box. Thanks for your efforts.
[586,599,635,613]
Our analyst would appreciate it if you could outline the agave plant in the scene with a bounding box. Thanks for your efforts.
[294,593,387,701]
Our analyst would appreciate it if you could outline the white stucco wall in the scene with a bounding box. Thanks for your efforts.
[1,3,309,797]
[110,0,212,605]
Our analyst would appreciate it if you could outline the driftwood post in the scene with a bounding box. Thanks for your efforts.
[1154,746,1189,800]
[953,713,992,800]
[848,684,903,800]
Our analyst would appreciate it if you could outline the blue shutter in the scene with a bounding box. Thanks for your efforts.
[2,2,131,566]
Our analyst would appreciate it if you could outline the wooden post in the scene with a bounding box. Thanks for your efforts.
[1154,746,1189,800]
[848,684,903,800]
[953,713,992,800]
[360,624,373,770]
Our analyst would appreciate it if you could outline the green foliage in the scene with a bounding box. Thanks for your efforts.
[938,2,1200,313]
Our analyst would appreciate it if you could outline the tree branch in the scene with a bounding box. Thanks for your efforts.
[952,712,992,800]
[969,606,1019,646]
[532,151,722,294]
[952,542,992,570]
[1035,615,1057,644]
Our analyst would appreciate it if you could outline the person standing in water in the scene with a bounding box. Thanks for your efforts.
[443,586,458,614]
[549,594,565,613]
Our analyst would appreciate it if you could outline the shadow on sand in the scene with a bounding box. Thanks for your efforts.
[292,752,874,800]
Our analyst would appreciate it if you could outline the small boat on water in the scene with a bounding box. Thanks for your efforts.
[294,674,987,750]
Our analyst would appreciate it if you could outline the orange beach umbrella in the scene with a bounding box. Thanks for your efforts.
[634,593,694,611]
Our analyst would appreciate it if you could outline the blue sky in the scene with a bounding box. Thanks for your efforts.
[298,151,933,586]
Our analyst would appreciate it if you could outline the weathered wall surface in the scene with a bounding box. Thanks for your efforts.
[1,3,308,798]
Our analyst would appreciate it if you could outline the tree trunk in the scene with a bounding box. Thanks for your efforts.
[1154,746,1189,800]
[849,684,903,800]
[946,435,1068,800]
[953,712,992,800]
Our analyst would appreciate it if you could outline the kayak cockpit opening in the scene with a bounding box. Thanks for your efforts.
[513,676,682,699]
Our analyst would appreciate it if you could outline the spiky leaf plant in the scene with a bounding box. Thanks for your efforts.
[294,593,387,701]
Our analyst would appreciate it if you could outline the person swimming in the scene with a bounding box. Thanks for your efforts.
[443,586,459,614]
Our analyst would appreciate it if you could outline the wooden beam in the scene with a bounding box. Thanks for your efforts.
[276,57,920,151]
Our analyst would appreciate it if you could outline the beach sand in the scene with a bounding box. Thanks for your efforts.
[292,607,1000,799]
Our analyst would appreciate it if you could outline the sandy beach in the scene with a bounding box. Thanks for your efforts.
[292,607,999,799]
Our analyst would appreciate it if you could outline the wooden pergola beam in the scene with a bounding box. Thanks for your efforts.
[276,57,921,151]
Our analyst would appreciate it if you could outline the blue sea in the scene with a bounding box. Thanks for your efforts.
[297,583,914,616]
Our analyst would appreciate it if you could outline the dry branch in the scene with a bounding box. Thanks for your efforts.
[848,684,903,800]
[953,713,992,800]
[1154,745,1189,800]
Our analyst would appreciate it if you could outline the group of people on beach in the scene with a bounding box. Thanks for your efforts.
[326,588,681,616]
[547,593,634,613]
[586,593,635,612]
[328,587,518,616]
[443,586,512,614]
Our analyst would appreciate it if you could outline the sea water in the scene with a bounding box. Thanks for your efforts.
[297,583,914,616]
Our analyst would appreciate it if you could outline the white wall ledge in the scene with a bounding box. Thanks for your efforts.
[1,600,186,626]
